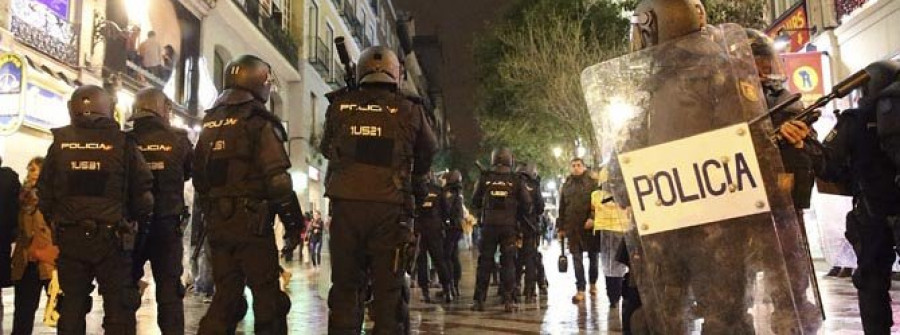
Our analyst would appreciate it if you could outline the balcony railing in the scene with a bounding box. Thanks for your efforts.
[308,36,332,78]
[233,0,299,68]
[10,0,79,66]
[835,0,869,21]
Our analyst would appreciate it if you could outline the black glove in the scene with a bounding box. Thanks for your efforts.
[274,194,305,234]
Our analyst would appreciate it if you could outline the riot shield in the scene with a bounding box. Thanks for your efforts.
[581,24,821,334]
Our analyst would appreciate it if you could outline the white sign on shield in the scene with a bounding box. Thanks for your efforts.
[619,123,770,235]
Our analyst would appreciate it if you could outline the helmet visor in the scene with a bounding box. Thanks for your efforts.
[753,53,786,83]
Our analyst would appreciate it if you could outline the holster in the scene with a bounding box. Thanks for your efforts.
[117,220,138,252]
[394,195,419,275]
[244,198,272,236]
[177,206,190,236]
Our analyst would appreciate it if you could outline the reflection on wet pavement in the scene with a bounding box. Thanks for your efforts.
[2,239,898,334]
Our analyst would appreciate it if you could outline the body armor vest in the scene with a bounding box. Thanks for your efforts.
[480,171,519,226]
[49,125,127,223]
[132,120,188,217]
[323,89,418,204]
[194,101,273,199]
[418,184,443,226]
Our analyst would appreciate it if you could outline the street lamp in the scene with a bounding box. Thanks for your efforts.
[576,146,587,159]
[552,147,563,158]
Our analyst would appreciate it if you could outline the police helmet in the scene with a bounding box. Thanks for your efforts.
[224,55,273,103]
[746,29,787,88]
[445,170,463,185]
[630,0,704,52]
[863,60,900,98]
[68,85,114,122]
[516,162,538,180]
[131,87,172,122]
[491,148,514,168]
[357,46,402,86]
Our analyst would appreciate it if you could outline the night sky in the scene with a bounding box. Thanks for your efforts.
[394,0,515,156]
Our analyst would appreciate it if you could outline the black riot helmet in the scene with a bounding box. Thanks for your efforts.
[68,85,114,123]
[862,60,900,98]
[445,169,462,185]
[224,55,273,103]
[630,0,704,52]
[131,87,172,123]
[746,28,787,89]
[516,162,538,180]
[357,46,402,86]
[491,148,515,168]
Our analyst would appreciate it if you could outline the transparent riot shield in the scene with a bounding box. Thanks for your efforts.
[581,24,821,334]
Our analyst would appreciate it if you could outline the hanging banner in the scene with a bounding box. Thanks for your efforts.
[0,53,26,135]
[782,52,826,105]
[765,2,810,53]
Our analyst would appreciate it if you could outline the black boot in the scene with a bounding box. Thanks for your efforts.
[442,285,454,303]
[422,289,433,303]
[471,300,485,311]
[825,266,841,277]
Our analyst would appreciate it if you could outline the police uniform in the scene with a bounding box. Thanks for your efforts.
[130,104,193,334]
[515,168,545,301]
[37,86,154,334]
[442,176,465,297]
[415,181,454,302]
[321,78,437,334]
[193,55,302,335]
[471,153,531,311]
[806,61,900,334]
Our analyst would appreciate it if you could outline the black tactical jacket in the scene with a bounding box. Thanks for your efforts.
[38,117,154,223]
[131,116,193,218]
[320,84,437,205]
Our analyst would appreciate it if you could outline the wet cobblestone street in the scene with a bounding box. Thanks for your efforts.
[3,239,898,334]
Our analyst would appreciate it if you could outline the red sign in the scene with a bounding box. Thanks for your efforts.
[782,52,825,104]
[766,2,810,53]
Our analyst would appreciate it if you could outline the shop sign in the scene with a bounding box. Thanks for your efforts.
[0,54,26,135]
[24,83,68,131]
[765,2,810,53]
[782,52,826,104]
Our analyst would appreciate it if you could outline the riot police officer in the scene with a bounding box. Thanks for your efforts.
[442,169,465,298]
[782,59,900,334]
[747,28,823,332]
[471,148,531,312]
[128,87,193,334]
[320,46,437,334]
[193,55,304,335]
[416,173,454,303]
[515,163,545,303]
[37,85,154,334]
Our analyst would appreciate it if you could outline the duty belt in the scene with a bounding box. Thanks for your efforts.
[58,220,117,239]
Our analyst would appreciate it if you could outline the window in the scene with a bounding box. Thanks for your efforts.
[326,22,335,70]
[214,51,226,90]
[310,93,318,139]
[308,1,319,37]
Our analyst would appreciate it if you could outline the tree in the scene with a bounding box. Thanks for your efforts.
[473,0,769,177]
[474,0,631,175]
[702,0,768,29]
